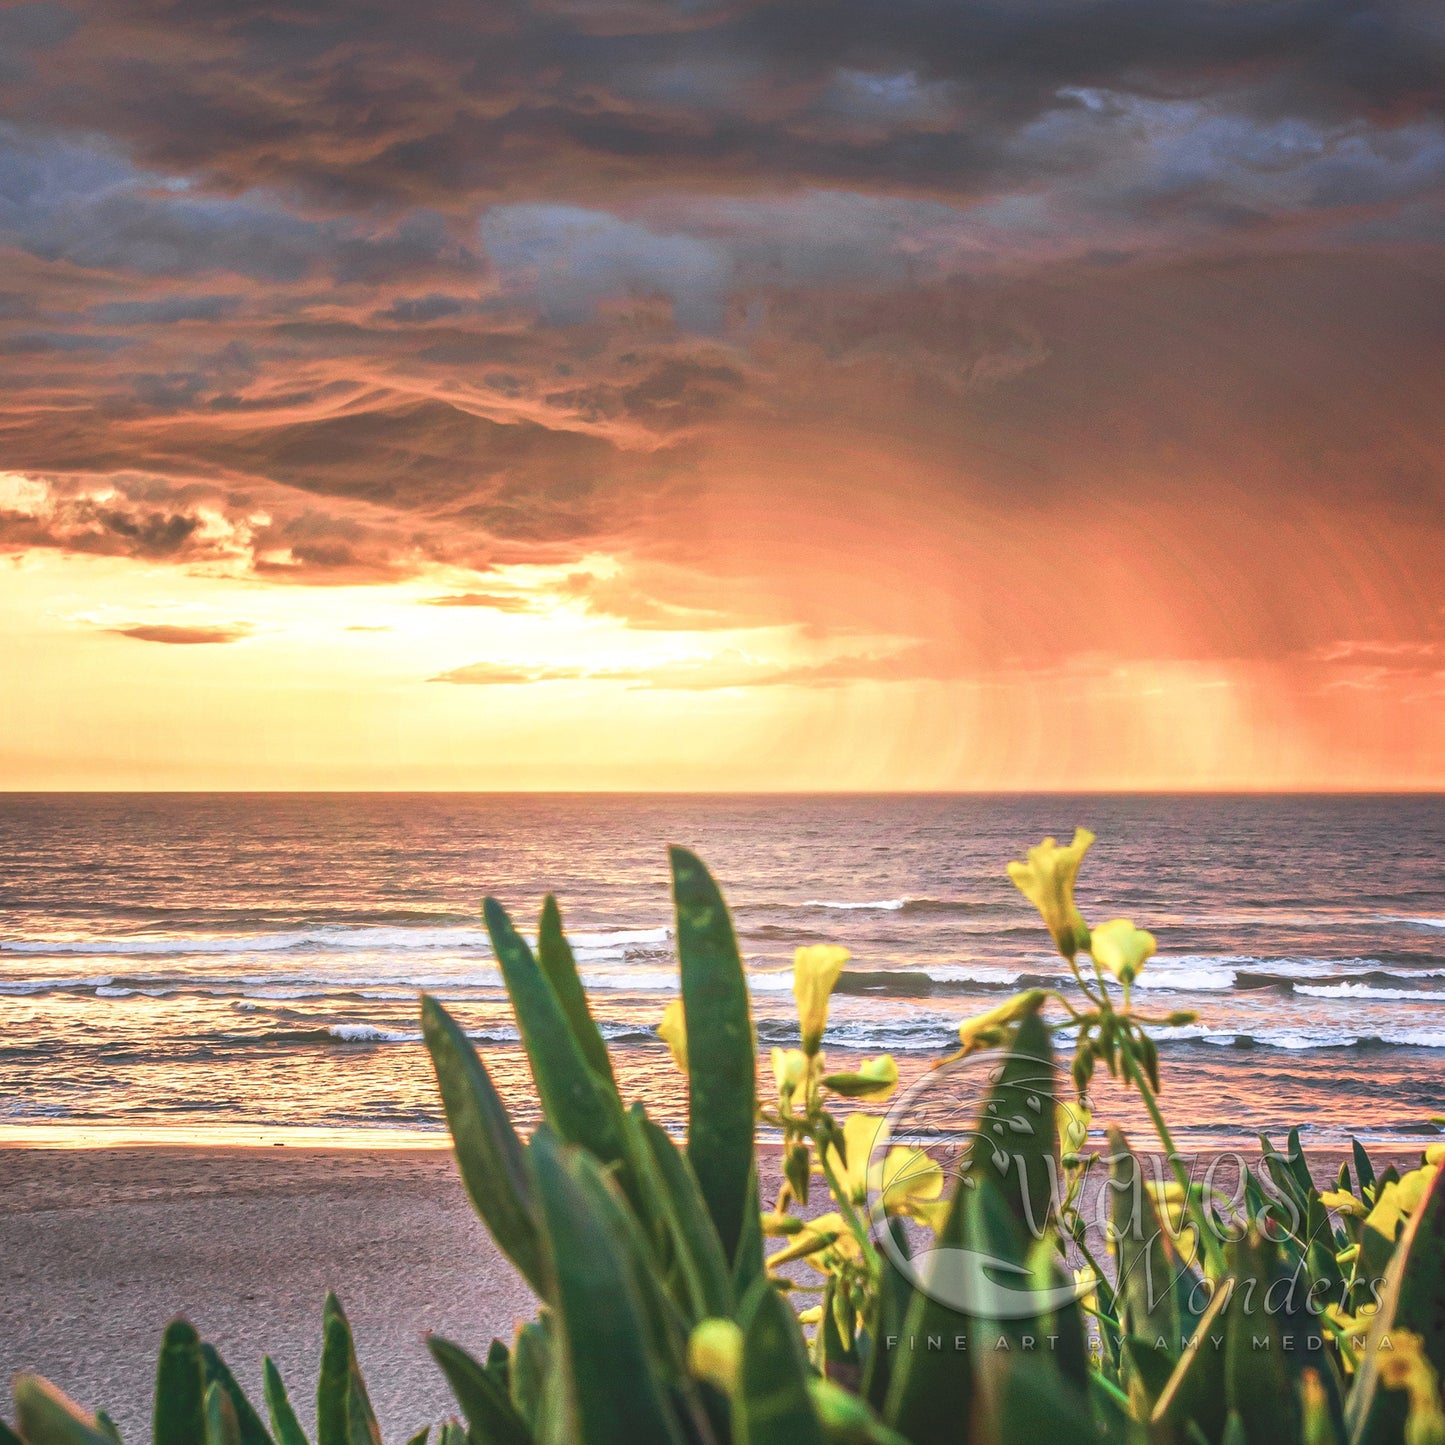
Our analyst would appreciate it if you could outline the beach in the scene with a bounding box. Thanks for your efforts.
[0,1145,529,1443]
[5,1136,1426,1442]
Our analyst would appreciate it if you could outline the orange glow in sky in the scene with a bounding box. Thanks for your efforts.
[1,10,1442,790]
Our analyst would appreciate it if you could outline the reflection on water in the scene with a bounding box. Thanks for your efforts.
[1,793,1442,1145]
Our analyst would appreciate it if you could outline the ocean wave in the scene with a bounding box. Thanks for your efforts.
[801,898,909,911]
[1295,982,1441,1001]
[1156,1026,1445,1051]
[0,921,670,959]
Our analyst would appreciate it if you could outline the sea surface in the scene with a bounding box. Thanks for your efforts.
[1,793,1442,1150]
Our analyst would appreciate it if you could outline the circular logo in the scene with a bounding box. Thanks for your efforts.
[864,1048,1094,1318]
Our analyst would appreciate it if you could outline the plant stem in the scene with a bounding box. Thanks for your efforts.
[1119,1040,1227,1276]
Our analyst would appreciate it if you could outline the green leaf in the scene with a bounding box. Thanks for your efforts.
[260,1362,307,1445]
[628,1108,735,1321]
[0,1415,22,1445]
[426,1337,531,1445]
[421,994,547,1294]
[404,1431,429,1445]
[1223,1235,1300,1445]
[154,1320,207,1445]
[94,1415,122,1445]
[528,1127,687,1445]
[1106,1125,1202,1402]
[807,1379,911,1445]
[316,1297,380,1445]
[12,1378,114,1445]
[966,1005,1059,1236]
[1352,1140,1376,1199]
[484,897,629,1171]
[200,1346,272,1445]
[1149,1280,1232,1444]
[508,1318,552,1432]
[983,1353,1101,1445]
[203,1385,240,1445]
[883,1003,1059,1438]
[860,1219,914,1413]
[1346,1163,1445,1445]
[538,895,616,1087]
[669,845,758,1273]
[735,1276,825,1445]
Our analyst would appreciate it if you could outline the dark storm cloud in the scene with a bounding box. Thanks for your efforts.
[4,0,1442,207]
[0,0,1439,658]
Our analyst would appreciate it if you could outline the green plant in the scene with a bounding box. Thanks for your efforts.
[4,835,1442,1445]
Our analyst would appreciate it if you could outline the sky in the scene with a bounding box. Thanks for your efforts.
[0,0,1442,790]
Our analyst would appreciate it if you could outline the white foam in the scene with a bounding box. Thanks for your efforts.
[802,898,908,911]
[1297,983,1438,1001]
[0,921,670,959]
[327,1024,424,1043]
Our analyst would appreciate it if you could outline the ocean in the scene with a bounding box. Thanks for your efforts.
[1,793,1442,1151]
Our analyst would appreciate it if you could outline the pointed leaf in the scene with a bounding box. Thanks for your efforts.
[630,1109,734,1321]
[669,845,758,1271]
[12,1379,113,1445]
[736,1276,825,1445]
[426,1337,531,1445]
[204,1385,241,1445]
[421,994,547,1294]
[538,895,616,1087]
[883,1007,1057,1437]
[317,1297,380,1445]
[529,1128,686,1445]
[200,1345,272,1445]
[484,898,628,1171]
[509,1319,552,1432]
[261,1362,307,1445]
[155,1320,207,1445]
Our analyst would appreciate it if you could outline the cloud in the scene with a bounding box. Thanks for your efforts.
[430,644,933,689]
[107,622,252,645]
[0,0,1437,692]
[424,591,543,611]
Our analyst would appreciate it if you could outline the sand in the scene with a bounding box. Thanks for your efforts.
[2,1140,1423,1442]
[0,1146,532,1443]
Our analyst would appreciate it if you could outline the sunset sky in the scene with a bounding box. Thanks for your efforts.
[1,0,1442,789]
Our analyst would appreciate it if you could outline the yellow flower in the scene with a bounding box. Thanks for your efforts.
[1007,829,1095,959]
[1090,918,1156,984]
[870,1145,944,1222]
[825,1112,886,1204]
[821,1054,899,1100]
[954,989,1047,1057]
[765,1211,860,1272]
[1376,1329,1445,1445]
[658,998,687,1072]
[1397,1163,1439,1214]
[771,1046,811,1106]
[1320,1189,1366,1218]
[794,944,850,1054]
